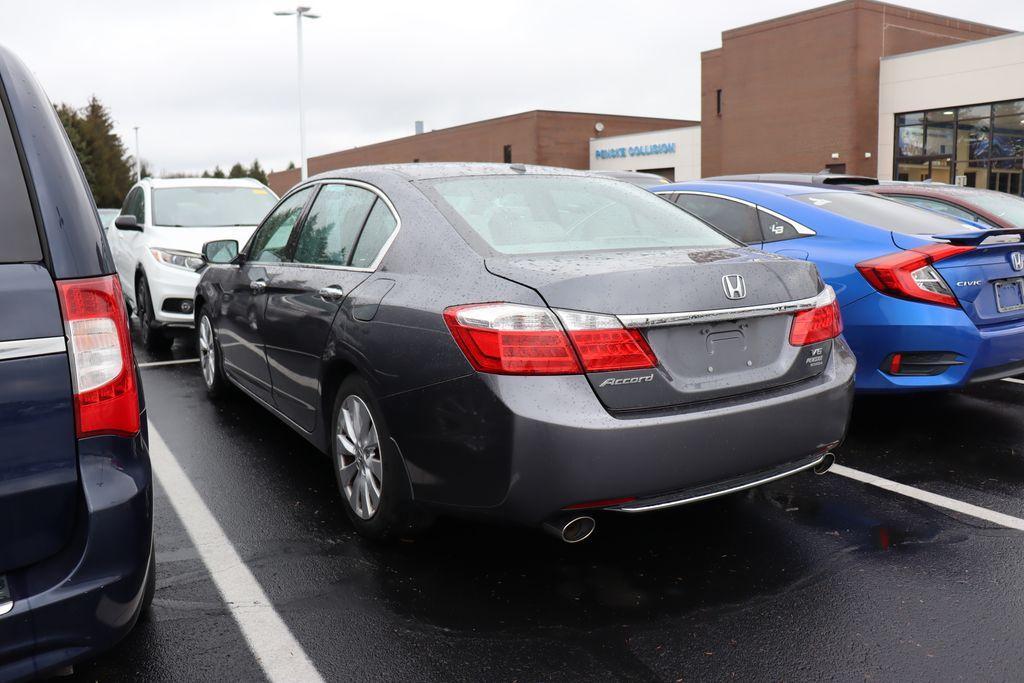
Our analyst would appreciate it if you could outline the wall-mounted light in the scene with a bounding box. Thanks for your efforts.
[594,122,605,134]
[830,152,841,159]
[864,152,873,159]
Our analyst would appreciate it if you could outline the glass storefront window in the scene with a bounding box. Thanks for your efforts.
[897,112,924,125]
[992,115,1024,159]
[895,98,1024,197]
[958,104,991,120]
[897,125,925,156]
[926,123,954,156]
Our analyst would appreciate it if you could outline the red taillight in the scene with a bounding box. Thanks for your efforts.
[856,243,973,308]
[443,303,657,376]
[789,294,843,346]
[56,275,140,437]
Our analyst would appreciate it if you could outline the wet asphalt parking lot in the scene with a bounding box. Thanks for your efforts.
[66,324,1024,682]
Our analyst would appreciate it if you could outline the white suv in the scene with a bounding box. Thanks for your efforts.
[109,177,278,350]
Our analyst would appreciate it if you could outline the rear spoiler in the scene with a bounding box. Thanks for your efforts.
[933,228,1024,247]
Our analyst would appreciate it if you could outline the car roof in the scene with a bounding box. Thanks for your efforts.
[309,162,593,182]
[142,177,268,189]
[655,179,850,199]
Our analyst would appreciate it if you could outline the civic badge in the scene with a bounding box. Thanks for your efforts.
[1012,252,1024,272]
[722,274,746,300]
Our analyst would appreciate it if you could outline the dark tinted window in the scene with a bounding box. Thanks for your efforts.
[121,187,144,222]
[0,105,41,263]
[293,184,376,266]
[674,194,761,244]
[351,199,398,268]
[249,187,313,262]
[758,210,803,243]
[793,192,978,235]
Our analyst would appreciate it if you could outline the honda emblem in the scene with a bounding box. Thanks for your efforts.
[1012,252,1024,272]
[722,274,746,300]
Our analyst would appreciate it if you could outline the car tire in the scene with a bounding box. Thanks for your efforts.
[198,311,229,399]
[330,375,430,540]
[136,275,173,352]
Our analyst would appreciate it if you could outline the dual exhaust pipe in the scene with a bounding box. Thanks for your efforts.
[542,451,836,543]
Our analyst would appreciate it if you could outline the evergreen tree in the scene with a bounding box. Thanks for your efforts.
[211,166,225,178]
[228,162,247,178]
[55,97,134,207]
[247,159,268,185]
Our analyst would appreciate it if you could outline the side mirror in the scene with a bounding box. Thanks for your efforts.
[114,214,143,231]
[202,239,240,264]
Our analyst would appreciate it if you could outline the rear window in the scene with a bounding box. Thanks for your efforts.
[152,186,278,228]
[425,175,733,255]
[0,101,41,263]
[793,192,979,235]
[968,191,1024,228]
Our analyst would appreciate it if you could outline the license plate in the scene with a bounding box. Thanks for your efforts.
[995,278,1024,313]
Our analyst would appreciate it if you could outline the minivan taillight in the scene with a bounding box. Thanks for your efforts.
[56,275,140,437]
[856,244,973,308]
[443,303,656,375]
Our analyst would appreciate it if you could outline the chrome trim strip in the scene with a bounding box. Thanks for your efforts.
[0,601,12,617]
[612,455,826,513]
[617,286,835,328]
[0,336,66,361]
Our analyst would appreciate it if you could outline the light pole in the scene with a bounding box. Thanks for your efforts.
[274,5,320,181]
[133,126,141,181]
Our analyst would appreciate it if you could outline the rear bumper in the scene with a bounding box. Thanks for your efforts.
[0,430,153,682]
[842,292,1024,392]
[384,338,855,526]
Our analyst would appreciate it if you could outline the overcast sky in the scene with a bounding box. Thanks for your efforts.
[4,0,1020,175]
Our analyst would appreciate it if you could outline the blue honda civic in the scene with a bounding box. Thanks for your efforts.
[653,180,1024,392]
[0,45,153,679]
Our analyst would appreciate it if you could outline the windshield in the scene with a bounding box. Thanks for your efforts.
[426,175,734,255]
[969,191,1024,228]
[152,186,278,227]
[793,192,980,235]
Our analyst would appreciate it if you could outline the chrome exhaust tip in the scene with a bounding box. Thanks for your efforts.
[543,514,596,543]
[814,451,836,475]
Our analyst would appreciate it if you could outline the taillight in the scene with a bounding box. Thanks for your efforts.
[856,244,973,308]
[56,275,140,437]
[443,303,657,375]
[789,290,843,346]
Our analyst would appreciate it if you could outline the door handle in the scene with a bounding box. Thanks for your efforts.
[250,279,267,292]
[318,285,345,302]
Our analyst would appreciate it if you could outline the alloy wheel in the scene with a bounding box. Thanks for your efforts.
[336,395,383,520]
[198,316,216,388]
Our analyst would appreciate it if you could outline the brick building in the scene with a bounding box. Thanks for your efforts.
[700,0,1010,177]
[267,110,695,195]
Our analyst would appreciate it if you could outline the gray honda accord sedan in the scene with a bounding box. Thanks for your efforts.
[195,163,855,542]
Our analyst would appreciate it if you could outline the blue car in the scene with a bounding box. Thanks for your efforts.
[653,180,1024,392]
[0,46,152,679]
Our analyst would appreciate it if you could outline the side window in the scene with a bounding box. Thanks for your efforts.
[0,107,41,263]
[351,199,398,268]
[894,195,977,222]
[134,189,146,224]
[758,210,803,243]
[120,188,136,215]
[248,187,313,263]
[293,184,376,266]
[674,194,761,244]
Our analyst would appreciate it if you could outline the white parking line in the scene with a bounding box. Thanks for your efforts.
[138,358,200,368]
[149,425,325,683]
[831,464,1024,531]
[1002,377,1024,386]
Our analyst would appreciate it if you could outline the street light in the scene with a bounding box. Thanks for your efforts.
[274,5,320,181]
[133,126,141,181]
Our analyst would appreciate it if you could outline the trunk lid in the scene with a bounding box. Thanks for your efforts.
[487,247,832,410]
[0,264,78,573]
[893,231,1024,327]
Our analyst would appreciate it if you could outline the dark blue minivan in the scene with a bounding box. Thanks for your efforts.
[0,46,153,680]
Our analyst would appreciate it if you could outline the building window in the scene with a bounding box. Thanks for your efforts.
[894,98,1024,196]
[716,89,722,116]
[503,145,512,164]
